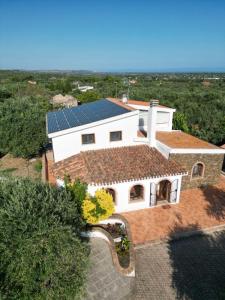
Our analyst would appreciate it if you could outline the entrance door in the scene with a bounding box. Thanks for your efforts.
[156,180,171,203]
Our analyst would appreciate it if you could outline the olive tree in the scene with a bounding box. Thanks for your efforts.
[0,178,89,299]
[0,96,49,158]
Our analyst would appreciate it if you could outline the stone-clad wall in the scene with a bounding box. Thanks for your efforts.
[170,153,224,190]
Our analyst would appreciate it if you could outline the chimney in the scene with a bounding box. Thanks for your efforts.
[147,99,159,147]
[122,94,128,103]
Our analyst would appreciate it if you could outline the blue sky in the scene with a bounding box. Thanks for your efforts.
[0,0,225,71]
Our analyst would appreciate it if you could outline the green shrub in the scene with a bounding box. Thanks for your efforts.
[34,160,42,172]
[0,178,89,299]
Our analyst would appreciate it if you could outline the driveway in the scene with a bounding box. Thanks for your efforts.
[84,238,134,300]
[135,229,225,300]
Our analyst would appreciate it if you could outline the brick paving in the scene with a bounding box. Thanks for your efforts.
[135,229,225,300]
[83,238,134,300]
[123,176,225,245]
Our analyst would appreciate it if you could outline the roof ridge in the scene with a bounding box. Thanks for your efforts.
[83,144,150,154]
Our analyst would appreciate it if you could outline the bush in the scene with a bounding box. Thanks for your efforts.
[0,178,88,299]
[82,189,115,224]
[34,160,42,172]
[173,112,189,132]
[66,179,87,214]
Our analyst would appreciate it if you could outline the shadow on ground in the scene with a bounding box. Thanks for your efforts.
[168,223,225,300]
[200,185,225,220]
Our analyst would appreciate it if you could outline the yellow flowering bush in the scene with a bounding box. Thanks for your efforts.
[82,189,115,224]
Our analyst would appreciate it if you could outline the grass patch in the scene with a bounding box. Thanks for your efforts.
[34,161,42,173]
[0,168,18,176]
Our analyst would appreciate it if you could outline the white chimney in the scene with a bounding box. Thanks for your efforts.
[122,94,128,103]
[147,99,159,147]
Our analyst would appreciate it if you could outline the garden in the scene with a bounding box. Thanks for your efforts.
[67,180,134,272]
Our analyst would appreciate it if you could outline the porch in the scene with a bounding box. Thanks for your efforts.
[122,176,225,245]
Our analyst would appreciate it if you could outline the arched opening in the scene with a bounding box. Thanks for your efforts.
[105,188,116,203]
[192,162,204,178]
[130,185,144,202]
[156,180,171,204]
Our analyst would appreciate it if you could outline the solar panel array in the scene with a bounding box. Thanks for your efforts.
[47,99,131,134]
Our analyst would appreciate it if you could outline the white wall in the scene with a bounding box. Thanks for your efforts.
[52,113,139,162]
[139,109,174,132]
[88,175,183,213]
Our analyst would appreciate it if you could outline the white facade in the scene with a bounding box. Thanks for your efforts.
[138,107,175,132]
[88,175,183,213]
[51,111,139,162]
[48,98,187,213]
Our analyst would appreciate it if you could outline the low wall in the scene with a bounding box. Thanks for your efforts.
[81,214,135,277]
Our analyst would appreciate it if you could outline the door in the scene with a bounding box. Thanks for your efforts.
[150,182,156,206]
[156,180,171,202]
[170,179,178,203]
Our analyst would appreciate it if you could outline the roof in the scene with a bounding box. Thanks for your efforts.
[53,145,186,185]
[47,98,132,134]
[221,144,225,149]
[107,97,173,109]
[156,131,220,149]
[127,99,170,109]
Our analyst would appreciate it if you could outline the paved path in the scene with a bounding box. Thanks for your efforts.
[135,230,225,300]
[84,238,134,300]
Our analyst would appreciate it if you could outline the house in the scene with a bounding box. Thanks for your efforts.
[76,84,94,92]
[27,80,37,85]
[51,94,78,108]
[46,97,225,213]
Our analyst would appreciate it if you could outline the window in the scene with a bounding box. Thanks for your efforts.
[110,131,122,142]
[192,163,204,178]
[130,185,144,202]
[82,133,95,144]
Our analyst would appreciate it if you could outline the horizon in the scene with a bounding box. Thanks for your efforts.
[1,0,225,71]
[1,68,225,74]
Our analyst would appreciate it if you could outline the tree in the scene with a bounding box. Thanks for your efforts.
[173,112,189,132]
[0,178,89,299]
[66,179,88,214]
[0,88,12,102]
[76,90,101,103]
[82,189,115,224]
[0,96,49,158]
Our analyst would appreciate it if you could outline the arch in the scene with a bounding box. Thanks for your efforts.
[191,162,205,179]
[105,188,116,204]
[129,184,144,202]
[156,179,171,203]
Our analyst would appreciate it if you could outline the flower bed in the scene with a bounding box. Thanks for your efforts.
[92,221,130,268]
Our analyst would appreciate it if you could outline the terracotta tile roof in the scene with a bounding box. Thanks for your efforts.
[106,97,134,111]
[221,144,225,149]
[107,97,171,109]
[127,99,170,109]
[156,131,220,149]
[53,145,186,185]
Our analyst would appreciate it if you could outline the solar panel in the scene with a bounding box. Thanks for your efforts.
[47,99,131,134]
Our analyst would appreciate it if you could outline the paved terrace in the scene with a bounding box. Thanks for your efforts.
[122,176,225,245]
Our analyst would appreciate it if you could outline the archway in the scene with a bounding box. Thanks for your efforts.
[156,180,171,203]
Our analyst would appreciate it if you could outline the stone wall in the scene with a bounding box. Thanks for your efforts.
[170,153,224,190]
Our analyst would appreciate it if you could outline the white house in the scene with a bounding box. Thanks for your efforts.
[46,97,225,213]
